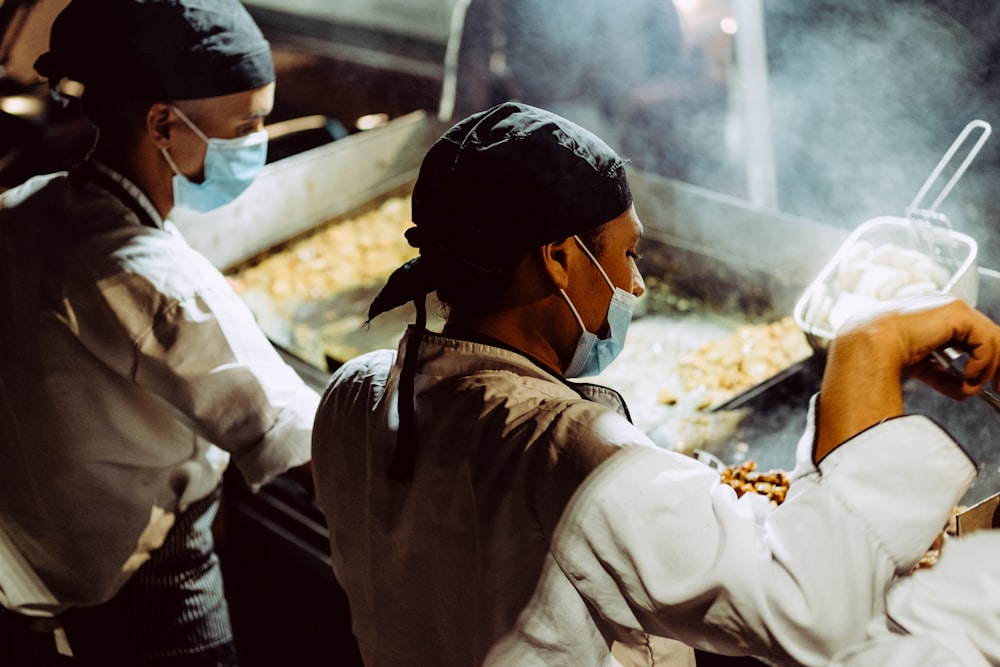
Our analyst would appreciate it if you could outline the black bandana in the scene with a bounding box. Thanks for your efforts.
[34,0,274,101]
[370,102,633,320]
[414,102,631,264]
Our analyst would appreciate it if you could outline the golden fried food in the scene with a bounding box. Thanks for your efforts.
[675,317,812,409]
[913,506,963,571]
[719,460,789,508]
[227,195,417,305]
[225,195,419,367]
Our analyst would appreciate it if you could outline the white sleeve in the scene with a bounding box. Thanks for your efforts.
[549,409,975,666]
[883,530,1000,665]
[134,280,318,489]
[829,632,990,667]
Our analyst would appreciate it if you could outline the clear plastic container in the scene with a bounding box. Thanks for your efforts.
[793,216,978,351]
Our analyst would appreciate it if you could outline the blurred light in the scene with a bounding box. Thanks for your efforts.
[356,113,389,131]
[0,95,44,117]
[720,16,739,34]
[673,0,701,13]
[58,79,85,99]
[266,114,330,140]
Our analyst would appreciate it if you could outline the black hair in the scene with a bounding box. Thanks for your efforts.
[577,223,608,258]
[78,87,151,136]
[433,250,528,318]
[433,224,608,319]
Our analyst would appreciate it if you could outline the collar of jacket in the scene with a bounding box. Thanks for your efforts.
[399,325,633,423]
[73,159,164,230]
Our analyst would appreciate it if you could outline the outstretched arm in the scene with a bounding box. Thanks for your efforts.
[816,294,1000,461]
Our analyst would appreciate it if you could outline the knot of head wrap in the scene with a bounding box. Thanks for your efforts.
[366,257,438,323]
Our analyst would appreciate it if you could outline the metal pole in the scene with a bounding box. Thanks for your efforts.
[438,0,473,122]
[732,0,778,209]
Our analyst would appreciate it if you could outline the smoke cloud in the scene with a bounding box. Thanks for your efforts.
[763,1,1000,268]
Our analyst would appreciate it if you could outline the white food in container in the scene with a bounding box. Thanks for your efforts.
[795,119,989,351]
[793,216,979,350]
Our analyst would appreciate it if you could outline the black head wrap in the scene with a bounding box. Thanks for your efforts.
[34,0,274,101]
[369,102,632,320]
[374,102,632,483]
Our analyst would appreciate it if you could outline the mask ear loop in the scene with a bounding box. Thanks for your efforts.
[160,147,183,177]
[572,235,615,292]
[160,106,208,178]
[558,288,588,333]
[170,105,211,143]
[559,235,615,336]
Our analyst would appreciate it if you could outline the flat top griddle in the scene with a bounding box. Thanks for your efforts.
[707,271,1000,510]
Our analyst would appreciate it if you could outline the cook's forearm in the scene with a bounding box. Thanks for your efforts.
[817,323,904,460]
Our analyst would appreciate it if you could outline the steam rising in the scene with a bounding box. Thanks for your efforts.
[456,1,1000,266]
[764,2,1000,267]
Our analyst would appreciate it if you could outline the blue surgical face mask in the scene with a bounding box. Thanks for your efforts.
[560,235,637,378]
[160,105,268,213]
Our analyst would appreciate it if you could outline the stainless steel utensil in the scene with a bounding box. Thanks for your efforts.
[905,119,992,264]
[929,345,1000,416]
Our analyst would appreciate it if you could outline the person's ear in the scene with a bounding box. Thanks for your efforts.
[540,237,575,290]
[147,103,173,148]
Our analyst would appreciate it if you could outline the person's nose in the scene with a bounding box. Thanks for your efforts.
[631,267,645,298]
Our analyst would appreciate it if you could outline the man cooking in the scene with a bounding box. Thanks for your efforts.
[310,101,1000,666]
[0,0,318,664]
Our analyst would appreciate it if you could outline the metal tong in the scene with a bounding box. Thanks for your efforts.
[928,345,1000,415]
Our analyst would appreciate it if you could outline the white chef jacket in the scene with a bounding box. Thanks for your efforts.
[0,162,318,616]
[311,327,976,667]
[831,530,1000,667]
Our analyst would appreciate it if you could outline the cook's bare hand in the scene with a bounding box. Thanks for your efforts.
[882,295,1000,396]
[816,295,1000,460]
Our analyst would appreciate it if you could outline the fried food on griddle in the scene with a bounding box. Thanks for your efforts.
[913,507,963,572]
[719,460,789,507]
[227,195,416,302]
[674,317,812,409]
